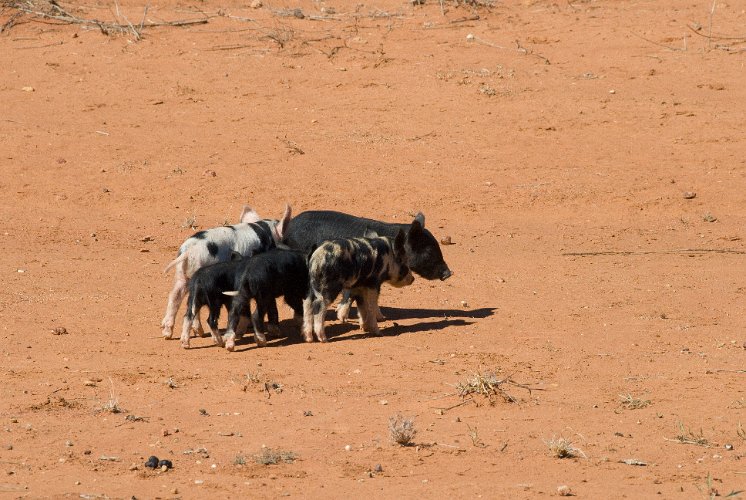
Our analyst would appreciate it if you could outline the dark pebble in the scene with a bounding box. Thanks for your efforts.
[145,456,159,468]
[158,459,173,469]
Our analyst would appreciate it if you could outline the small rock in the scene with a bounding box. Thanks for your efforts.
[162,429,170,437]
[194,479,204,485]
[440,236,454,245]
[83,380,97,387]
[21,86,34,92]
[203,169,216,177]
[158,459,173,469]
[460,301,468,308]
[374,464,383,473]
[161,464,169,472]
[379,400,388,406]
[345,445,352,452]
[683,191,696,199]
[250,0,262,7]
[102,187,110,193]
[557,485,574,496]
[145,456,159,468]
[56,158,67,164]
[140,236,154,243]
[172,488,179,495]
[724,443,734,451]
[303,410,313,416]
[5,444,12,450]
[466,33,475,41]
[609,89,616,94]
[65,440,73,447]
[129,464,138,471]
[52,327,67,335]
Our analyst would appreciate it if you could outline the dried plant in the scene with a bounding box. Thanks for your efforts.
[254,447,296,465]
[388,414,416,446]
[665,421,710,447]
[545,435,586,459]
[619,393,651,410]
[456,370,533,404]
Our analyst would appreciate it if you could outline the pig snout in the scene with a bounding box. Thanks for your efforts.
[440,268,452,281]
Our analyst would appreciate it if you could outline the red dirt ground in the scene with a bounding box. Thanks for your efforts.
[2,0,746,497]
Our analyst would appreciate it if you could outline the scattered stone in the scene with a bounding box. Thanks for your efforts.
[683,191,696,199]
[461,301,468,308]
[98,455,119,462]
[724,444,734,451]
[374,464,383,473]
[379,400,388,406]
[145,456,159,468]
[250,0,262,7]
[303,410,313,416]
[440,236,454,245]
[83,380,97,387]
[21,86,34,92]
[140,236,154,243]
[345,445,352,452]
[65,440,73,447]
[5,444,12,450]
[10,418,18,424]
[52,327,68,335]
[172,488,179,495]
[203,169,217,177]
[621,458,647,466]
[199,408,209,416]
[557,485,574,496]
[128,464,138,471]
[162,429,170,437]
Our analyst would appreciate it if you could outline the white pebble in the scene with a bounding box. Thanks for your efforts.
[466,33,475,41]
[345,445,352,451]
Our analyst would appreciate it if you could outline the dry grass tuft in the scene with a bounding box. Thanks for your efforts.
[456,370,534,404]
[545,436,587,459]
[665,421,710,447]
[388,414,417,446]
[254,447,296,465]
[619,393,651,410]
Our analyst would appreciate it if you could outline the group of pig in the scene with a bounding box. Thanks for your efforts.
[160,205,452,351]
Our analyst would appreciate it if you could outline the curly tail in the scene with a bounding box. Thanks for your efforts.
[164,251,188,274]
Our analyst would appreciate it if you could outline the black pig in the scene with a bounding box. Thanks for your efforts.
[222,248,310,352]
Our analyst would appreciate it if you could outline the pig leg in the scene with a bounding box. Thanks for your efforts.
[179,314,193,349]
[225,294,251,352]
[162,275,188,339]
[358,288,381,336]
[251,299,268,347]
[302,295,315,343]
[190,314,206,337]
[266,299,281,338]
[205,303,224,348]
[374,284,385,322]
[286,295,304,326]
[336,290,352,322]
[312,296,330,343]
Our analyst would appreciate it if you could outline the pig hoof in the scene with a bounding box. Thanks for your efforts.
[256,339,267,347]
[181,340,190,349]
[225,341,235,352]
[162,328,173,339]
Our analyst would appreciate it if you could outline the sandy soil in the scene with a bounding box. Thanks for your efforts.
[2,0,746,497]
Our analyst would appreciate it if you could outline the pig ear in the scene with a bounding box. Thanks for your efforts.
[240,205,261,224]
[230,251,243,261]
[408,218,424,239]
[413,212,425,228]
[363,228,379,239]
[394,229,407,258]
[275,204,292,240]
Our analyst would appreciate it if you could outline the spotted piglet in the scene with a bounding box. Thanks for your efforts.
[161,204,291,340]
[303,229,414,343]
